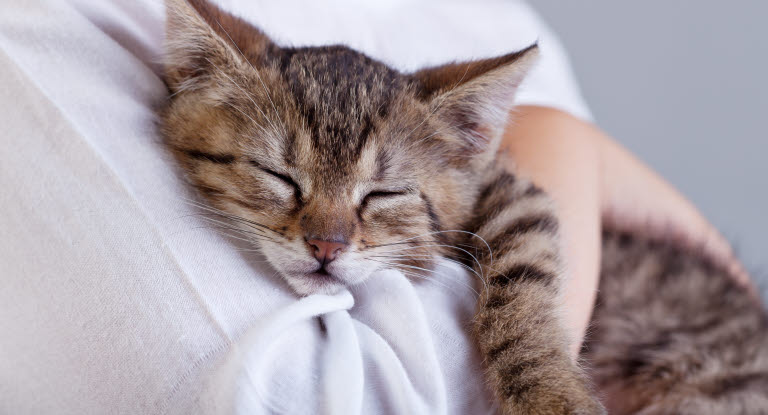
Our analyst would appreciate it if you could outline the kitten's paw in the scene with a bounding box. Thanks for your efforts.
[498,382,605,415]
[567,397,606,415]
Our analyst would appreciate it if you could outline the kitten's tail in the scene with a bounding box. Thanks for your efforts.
[585,230,768,415]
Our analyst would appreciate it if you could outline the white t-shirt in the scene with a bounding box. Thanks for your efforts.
[0,1,591,414]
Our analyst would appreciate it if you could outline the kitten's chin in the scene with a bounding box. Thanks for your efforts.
[283,272,348,296]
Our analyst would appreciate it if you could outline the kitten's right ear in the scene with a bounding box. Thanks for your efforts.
[409,45,539,156]
[164,0,275,93]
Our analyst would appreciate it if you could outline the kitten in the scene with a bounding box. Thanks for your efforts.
[159,0,768,413]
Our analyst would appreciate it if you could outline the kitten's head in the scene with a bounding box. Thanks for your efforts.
[161,0,538,295]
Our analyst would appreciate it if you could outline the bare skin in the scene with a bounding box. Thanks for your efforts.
[501,105,752,358]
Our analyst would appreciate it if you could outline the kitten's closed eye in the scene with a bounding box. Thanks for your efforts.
[364,190,408,200]
[249,160,302,199]
[361,190,410,208]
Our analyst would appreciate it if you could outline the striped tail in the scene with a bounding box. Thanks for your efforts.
[584,230,768,415]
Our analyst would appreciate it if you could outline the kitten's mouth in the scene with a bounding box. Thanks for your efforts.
[306,267,338,282]
[289,267,345,295]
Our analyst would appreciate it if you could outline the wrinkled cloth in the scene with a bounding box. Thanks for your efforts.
[0,1,590,414]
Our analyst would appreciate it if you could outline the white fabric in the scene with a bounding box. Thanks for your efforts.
[0,1,591,414]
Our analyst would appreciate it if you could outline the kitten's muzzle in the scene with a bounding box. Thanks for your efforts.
[306,239,348,266]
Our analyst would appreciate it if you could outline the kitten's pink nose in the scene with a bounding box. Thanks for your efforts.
[307,239,347,265]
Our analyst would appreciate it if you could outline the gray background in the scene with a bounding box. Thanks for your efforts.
[532,1,767,294]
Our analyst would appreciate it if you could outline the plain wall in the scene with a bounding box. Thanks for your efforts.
[531,1,767,293]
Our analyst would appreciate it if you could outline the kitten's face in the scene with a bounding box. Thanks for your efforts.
[165,48,449,295]
[161,0,536,295]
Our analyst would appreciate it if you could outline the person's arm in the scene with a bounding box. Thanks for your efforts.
[597,130,750,287]
[501,105,601,357]
[501,105,752,358]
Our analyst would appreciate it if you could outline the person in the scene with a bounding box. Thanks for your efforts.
[0,0,754,413]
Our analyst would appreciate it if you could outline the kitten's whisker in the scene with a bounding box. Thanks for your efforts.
[188,220,274,241]
[372,259,479,298]
[373,253,484,279]
[191,210,272,235]
[372,242,487,286]
[193,212,267,232]
[370,254,435,259]
[365,240,429,249]
[181,197,281,235]
[195,220,276,243]
[367,229,491,254]
[194,210,274,236]
[444,257,488,293]
[195,214,272,238]
[367,228,493,275]
[178,208,275,237]
[192,226,272,245]
[399,269,471,297]
[372,253,487,292]
[375,239,490,261]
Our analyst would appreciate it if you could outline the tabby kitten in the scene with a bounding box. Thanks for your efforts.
[160,0,768,414]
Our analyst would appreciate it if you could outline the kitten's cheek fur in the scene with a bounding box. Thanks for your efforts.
[325,255,380,286]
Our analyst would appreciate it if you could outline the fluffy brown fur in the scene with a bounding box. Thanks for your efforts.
[159,1,768,413]
[585,231,768,414]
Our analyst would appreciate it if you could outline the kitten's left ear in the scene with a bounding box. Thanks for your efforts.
[164,0,275,93]
[410,44,539,154]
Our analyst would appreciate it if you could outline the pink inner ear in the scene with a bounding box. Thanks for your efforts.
[424,48,539,156]
[437,98,508,155]
[465,123,497,152]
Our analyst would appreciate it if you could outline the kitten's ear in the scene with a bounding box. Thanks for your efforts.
[410,45,539,154]
[164,0,275,93]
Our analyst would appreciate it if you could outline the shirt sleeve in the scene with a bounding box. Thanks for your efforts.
[513,6,594,122]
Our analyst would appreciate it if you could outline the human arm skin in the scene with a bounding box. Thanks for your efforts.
[501,105,752,358]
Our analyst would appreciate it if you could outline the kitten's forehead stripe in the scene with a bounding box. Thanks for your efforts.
[276,45,403,166]
[282,131,297,166]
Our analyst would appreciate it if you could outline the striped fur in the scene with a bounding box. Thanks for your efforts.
[585,231,768,415]
[159,1,767,413]
[464,164,603,414]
